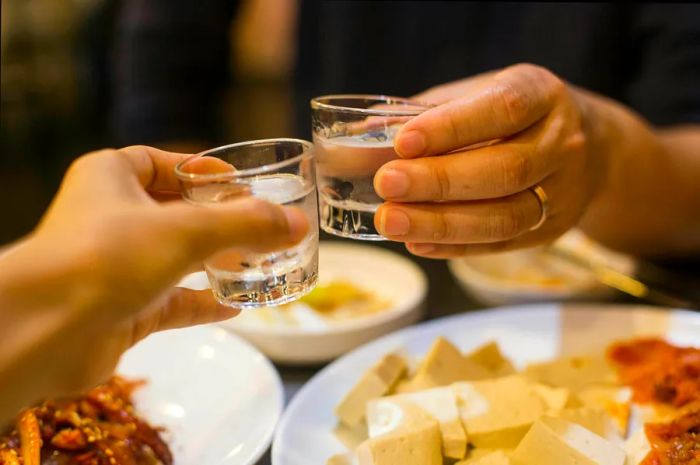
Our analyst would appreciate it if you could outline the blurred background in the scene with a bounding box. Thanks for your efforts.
[2,1,698,309]
[1,0,298,244]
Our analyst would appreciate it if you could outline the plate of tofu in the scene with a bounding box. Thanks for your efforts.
[271,303,700,465]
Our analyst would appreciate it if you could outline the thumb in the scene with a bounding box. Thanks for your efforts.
[129,288,240,345]
[156,197,309,268]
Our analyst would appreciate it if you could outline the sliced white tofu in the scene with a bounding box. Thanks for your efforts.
[356,407,442,465]
[623,428,651,465]
[555,407,622,443]
[457,450,513,465]
[327,453,357,465]
[367,386,467,459]
[575,386,632,437]
[335,353,407,427]
[512,416,626,465]
[464,341,516,377]
[453,375,546,448]
[524,354,615,390]
[397,338,492,393]
[532,383,571,412]
[333,421,369,451]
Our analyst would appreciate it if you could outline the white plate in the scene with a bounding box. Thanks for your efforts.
[272,303,700,465]
[448,230,634,305]
[117,324,283,465]
[218,241,427,364]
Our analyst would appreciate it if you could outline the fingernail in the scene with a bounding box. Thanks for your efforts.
[410,243,436,255]
[375,168,410,199]
[380,209,411,236]
[396,130,426,158]
[283,207,309,242]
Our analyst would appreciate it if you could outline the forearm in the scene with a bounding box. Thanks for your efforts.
[578,90,700,257]
[0,238,103,425]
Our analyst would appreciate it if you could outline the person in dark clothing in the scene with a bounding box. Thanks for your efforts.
[112,1,700,258]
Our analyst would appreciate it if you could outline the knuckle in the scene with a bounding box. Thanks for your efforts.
[499,149,532,193]
[564,130,587,154]
[503,63,565,102]
[444,105,466,148]
[492,80,531,127]
[429,161,453,200]
[510,63,558,84]
[483,206,524,240]
[430,212,453,242]
[66,149,115,176]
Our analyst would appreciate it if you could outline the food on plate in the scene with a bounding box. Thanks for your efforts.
[641,403,700,465]
[608,338,700,408]
[0,377,171,465]
[297,281,389,316]
[367,387,466,459]
[455,248,592,288]
[523,353,616,390]
[357,401,442,465]
[395,338,513,393]
[453,376,549,449]
[335,353,407,427]
[329,337,700,465]
[609,339,700,464]
[511,415,626,465]
[238,280,392,329]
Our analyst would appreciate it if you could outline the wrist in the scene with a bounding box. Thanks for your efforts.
[571,87,616,207]
[0,235,103,327]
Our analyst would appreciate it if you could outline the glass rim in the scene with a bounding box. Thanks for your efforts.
[310,94,432,116]
[174,138,314,181]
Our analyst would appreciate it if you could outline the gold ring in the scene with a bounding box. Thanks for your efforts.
[529,185,549,231]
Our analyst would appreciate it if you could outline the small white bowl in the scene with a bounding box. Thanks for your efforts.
[180,242,427,364]
[447,230,634,306]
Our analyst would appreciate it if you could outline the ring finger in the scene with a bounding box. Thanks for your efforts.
[375,187,544,244]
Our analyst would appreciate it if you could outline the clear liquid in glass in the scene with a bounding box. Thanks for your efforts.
[314,126,399,240]
[199,173,319,308]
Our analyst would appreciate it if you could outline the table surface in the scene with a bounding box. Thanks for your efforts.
[254,238,700,465]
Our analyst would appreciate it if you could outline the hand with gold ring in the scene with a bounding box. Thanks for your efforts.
[373,63,603,258]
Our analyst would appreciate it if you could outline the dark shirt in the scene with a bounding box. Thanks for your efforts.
[112,1,700,145]
[110,1,700,301]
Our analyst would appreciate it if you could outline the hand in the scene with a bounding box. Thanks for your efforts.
[0,146,307,416]
[373,64,603,258]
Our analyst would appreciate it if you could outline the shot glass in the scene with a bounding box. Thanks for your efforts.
[175,139,319,308]
[311,95,430,240]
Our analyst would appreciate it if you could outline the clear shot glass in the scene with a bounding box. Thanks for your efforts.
[175,139,319,308]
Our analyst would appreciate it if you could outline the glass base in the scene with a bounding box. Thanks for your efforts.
[209,271,318,309]
[320,197,386,241]
[320,223,386,241]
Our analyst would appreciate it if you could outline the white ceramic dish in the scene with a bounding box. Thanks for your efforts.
[448,230,634,305]
[117,324,283,465]
[214,241,428,364]
[271,303,700,465]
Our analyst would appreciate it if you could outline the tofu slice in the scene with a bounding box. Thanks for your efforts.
[531,383,571,412]
[512,416,626,465]
[356,404,442,465]
[464,341,516,377]
[367,387,467,459]
[397,338,492,393]
[327,453,356,465]
[333,422,369,451]
[457,450,513,465]
[335,353,407,427]
[575,386,631,436]
[453,375,546,449]
[523,354,615,390]
[555,407,621,442]
[623,428,651,465]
